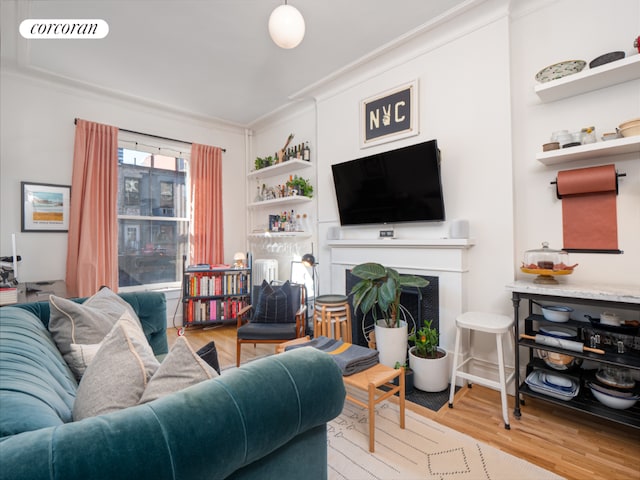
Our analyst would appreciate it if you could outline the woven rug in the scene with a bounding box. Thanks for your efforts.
[327,395,565,480]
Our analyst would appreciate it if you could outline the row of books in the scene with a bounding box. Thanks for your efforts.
[186,272,251,297]
[185,263,232,272]
[185,299,247,324]
[0,287,18,306]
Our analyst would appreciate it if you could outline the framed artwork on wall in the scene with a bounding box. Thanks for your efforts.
[21,182,71,232]
[360,79,419,148]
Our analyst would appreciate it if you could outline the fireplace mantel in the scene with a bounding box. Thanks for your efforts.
[327,238,474,249]
[328,238,475,354]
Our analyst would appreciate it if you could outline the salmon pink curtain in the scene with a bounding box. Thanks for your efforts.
[190,143,224,265]
[65,119,119,296]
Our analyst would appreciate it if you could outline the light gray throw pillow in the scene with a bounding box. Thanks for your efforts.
[139,336,218,404]
[73,311,159,421]
[48,287,142,380]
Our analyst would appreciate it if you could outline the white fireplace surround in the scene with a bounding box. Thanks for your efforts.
[328,238,474,356]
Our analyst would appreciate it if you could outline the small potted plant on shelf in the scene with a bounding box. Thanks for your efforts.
[286,175,313,198]
[254,155,274,171]
[408,319,449,392]
[350,262,429,368]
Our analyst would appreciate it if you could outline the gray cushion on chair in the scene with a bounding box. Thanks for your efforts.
[237,322,299,340]
[253,281,292,323]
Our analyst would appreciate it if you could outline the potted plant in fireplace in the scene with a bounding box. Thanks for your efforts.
[408,319,449,392]
[350,262,429,368]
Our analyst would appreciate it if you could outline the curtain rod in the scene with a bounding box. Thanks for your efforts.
[73,118,226,152]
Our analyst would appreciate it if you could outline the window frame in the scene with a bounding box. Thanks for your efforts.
[116,134,191,292]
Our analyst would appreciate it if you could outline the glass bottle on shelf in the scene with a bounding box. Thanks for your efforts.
[303,142,310,161]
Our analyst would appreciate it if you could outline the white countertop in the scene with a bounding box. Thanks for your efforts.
[506,280,640,304]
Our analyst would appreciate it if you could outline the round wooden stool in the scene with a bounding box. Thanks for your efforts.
[313,294,352,342]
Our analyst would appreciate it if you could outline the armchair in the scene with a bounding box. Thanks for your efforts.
[236,281,306,366]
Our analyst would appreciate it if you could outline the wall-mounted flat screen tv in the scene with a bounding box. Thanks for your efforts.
[331,139,445,226]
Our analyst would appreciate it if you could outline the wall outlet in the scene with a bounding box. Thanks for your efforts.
[379,230,395,238]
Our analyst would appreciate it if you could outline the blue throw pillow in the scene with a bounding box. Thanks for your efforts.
[253,281,292,323]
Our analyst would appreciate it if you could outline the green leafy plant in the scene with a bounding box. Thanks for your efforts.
[254,155,274,171]
[286,175,313,197]
[350,262,429,328]
[408,319,439,359]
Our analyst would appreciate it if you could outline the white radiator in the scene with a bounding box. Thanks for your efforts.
[253,259,278,286]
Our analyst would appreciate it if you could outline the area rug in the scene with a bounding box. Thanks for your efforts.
[327,395,565,480]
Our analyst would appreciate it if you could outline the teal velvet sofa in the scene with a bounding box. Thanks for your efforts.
[0,292,346,479]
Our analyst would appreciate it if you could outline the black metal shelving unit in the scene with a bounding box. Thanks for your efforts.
[510,284,640,429]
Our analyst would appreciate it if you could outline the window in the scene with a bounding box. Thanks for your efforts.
[117,142,189,290]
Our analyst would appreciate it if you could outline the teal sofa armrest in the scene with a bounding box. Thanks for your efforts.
[0,348,346,480]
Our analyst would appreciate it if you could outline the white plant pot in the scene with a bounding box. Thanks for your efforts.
[374,320,408,368]
[409,346,449,392]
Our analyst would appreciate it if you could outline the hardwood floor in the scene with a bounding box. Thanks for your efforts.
[171,325,640,480]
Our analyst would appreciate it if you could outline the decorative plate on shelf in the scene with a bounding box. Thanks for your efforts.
[535,60,586,83]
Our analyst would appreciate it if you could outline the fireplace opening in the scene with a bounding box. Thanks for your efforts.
[345,270,439,349]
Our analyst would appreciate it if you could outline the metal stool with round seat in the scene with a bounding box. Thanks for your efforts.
[313,294,352,342]
[448,311,515,429]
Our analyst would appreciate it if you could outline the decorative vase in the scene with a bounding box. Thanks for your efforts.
[374,320,408,368]
[409,346,449,392]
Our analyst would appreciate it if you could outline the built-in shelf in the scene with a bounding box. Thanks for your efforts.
[249,232,312,239]
[247,159,312,179]
[534,54,640,102]
[536,135,640,166]
[248,195,313,209]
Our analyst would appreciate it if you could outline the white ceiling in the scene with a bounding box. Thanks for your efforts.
[2,0,471,127]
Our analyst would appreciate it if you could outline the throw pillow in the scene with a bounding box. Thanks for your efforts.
[196,340,221,374]
[67,342,103,378]
[73,311,159,421]
[139,336,218,404]
[49,287,143,380]
[253,280,291,323]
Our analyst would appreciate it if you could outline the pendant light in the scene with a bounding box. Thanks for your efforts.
[268,1,305,49]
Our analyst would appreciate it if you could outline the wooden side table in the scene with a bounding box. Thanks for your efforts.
[277,336,405,452]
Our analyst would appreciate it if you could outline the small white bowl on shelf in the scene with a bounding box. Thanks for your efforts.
[541,305,573,322]
[601,132,621,141]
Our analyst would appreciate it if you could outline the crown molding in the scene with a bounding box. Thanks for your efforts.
[1,60,247,133]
